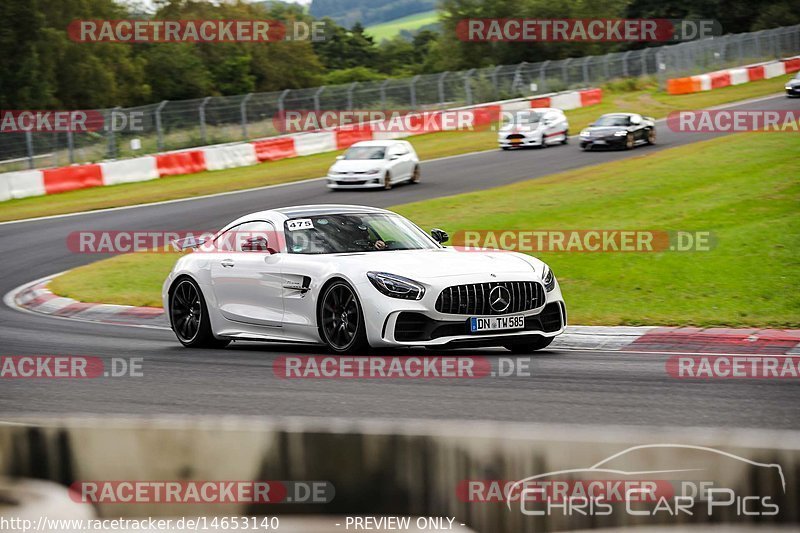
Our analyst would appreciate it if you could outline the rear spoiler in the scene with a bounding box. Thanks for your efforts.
[172,236,208,250]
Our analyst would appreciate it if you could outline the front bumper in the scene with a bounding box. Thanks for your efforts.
[498,134,543,148]
[327,175,384,189]
[358,278,567,348]
[786,86,800,97]
[580,135,627,149]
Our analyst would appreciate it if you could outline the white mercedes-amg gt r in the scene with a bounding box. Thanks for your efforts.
[163,205,566,353]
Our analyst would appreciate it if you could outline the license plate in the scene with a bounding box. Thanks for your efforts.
[593,140,606,145]
[510,139,522,145]
[470,315,525,332]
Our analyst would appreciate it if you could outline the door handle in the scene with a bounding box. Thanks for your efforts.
[221,259,235,268]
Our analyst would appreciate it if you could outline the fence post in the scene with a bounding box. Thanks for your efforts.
[491,65,502,99]
[346,82,358,110]
[66,130,74,164]
[464,68,475,106]
[622,50,633,77]
[437,72,448,107]
[25,131,34,169]
[512,61,526,93]
[562,58,572,85]
[380,80,390,112]
[602,54,611,80]
[641,48,649,76]
[277,89,290,119]
[539,60,550,92]
[199,96,211,145]
[313,86,325,115]
[240,93,253,139]
[410,75,420,110]
[154,100,168,152]
[582,56,591,84]
[107,106,121,159]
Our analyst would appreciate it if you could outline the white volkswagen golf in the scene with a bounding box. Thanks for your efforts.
[163,205,566,353]
[326,140,420,190]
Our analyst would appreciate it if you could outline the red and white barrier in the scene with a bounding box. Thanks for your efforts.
[667,56,799,94]
[155,150,206,177]
[1,170,45,200]
[0,88,603,202]
[293,131,337,156]
[100,156,158,186]
[203,143,258,171]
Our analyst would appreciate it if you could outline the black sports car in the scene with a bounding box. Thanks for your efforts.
[579,113,656,150]
[785,72,800,97]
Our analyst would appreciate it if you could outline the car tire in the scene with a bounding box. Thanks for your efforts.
[646,129,656,145]
[625,133,634,150]
[169,277,230,349]
[561,130,569,144]
[410,165,421,184]
[318,280,368,354]
[504,335,554,353]
[383,172,392,190]
[581,143,590,151]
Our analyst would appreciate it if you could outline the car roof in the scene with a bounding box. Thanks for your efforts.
[600,113,635,117]
[348,140,403,147]
[275,204,391,218]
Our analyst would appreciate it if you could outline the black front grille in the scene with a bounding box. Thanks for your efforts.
[435,281,545,315]
[394,302,564,342]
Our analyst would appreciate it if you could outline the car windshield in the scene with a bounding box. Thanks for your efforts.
[594,115,631,127]
[343,146,386,160]
[511,111,543,125]
[284,213,438,254]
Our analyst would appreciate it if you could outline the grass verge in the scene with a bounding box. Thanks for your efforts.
[365,11,440,41]
[49,132,800,327]
[0,73,794,223]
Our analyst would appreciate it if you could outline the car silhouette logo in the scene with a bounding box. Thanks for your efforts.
[489,286,511,313]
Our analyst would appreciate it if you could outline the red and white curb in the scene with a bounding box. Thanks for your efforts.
[6,274,800,354]
[4,274,168,329]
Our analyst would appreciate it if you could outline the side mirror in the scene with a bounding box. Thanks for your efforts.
[431,228,449,244]
[588,122,595,127]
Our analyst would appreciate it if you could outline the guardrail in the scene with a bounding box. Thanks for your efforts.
[1,416,797,531]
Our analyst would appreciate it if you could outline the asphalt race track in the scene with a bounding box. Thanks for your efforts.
[1,93,798,428]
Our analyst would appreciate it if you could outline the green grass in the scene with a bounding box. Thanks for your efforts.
[365,11,439,41]
[49,132,800,327]
[0,73,794,223]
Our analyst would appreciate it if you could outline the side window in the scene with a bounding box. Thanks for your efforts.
[215,221,277,252]
[392,144,408,156]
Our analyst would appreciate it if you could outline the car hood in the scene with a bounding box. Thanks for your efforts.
[499,123,543,133]
[787,80,800,87]
[334,248,536,281]
[330,159,388,172]
[585,126,628,134]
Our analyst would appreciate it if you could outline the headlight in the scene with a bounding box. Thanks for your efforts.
[787,86,793,90]
[542,266,556,292]
[613,130,628,136]
[580,130,590,137]
[367,272,425,300]
[366,168,382,174]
